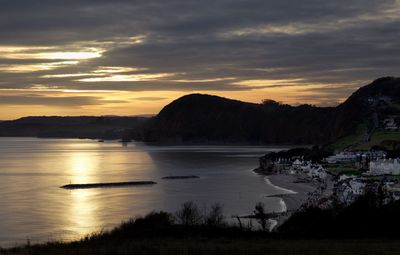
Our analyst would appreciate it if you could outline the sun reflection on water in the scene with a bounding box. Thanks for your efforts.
[70,152,93,184]
[66,152,101,237]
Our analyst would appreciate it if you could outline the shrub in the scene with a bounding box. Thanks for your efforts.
[205,203,226,227]
[175,201,203,226]
[254,202,268,231]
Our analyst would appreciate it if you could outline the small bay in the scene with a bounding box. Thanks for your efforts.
[0,137,291,247]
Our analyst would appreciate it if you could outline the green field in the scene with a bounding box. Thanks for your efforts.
[323,163,362,176]
[354,130,400,150]
[331,122,400,151]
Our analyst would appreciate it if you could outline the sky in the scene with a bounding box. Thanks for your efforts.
[0,0,399,119]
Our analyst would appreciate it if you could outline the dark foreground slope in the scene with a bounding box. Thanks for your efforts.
[0,116,149,140]
[4,238,400,255]
[135,77,400,145]
[5,195,400,255]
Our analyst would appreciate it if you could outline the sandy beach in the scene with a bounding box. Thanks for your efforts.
[260,172,336,227]
[266,174,317,212]
[252,171,322,227]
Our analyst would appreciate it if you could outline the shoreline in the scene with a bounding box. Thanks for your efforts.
[266,174,317,212]
[254,169,320,226]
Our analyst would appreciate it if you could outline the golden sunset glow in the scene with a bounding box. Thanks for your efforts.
[40,51,103,60]
[41,73,95,78]
[76,73,176,82]
[0,41,370,120]
[0,0,397,120]
[0,48,103,60]
[2,1,400,251]
[0,46,54,53]
[67,151,100,237]
[93,66,145,73]
[0,83,348,120]
[0,61,79,73]
[232,78,306,87]
[0,44,104,76]
[172,77,236,83]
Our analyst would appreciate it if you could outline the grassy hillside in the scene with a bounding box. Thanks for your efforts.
[356,131,400,150]
[331,129,400,151]
[329,123,368,151]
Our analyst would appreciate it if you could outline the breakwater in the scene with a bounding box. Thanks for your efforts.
[61,181,157,189]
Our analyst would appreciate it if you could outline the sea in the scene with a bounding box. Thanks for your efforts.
[0,137,292,247]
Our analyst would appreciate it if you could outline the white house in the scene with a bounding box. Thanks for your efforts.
[384,117,398,131]
[368,158,400,175]
[349,179,366,195]
[386,184,400,201]
[292,159,303,170]
[336,178,367,204]
[301,163,327,179]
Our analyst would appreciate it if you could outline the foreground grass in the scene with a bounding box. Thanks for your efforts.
[3,238,400,255]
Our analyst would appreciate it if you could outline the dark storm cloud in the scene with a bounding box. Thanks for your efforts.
[0,0,390,44]
[0,0,399,104]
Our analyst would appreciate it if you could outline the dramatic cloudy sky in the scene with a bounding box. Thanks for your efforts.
[0,0,399,119]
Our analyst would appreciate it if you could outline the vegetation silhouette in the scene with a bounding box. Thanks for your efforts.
[5,197,400,254]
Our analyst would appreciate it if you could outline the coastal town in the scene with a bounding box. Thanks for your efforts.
[257,148,400,209]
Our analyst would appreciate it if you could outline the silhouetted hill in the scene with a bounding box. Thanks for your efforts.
[2,77,399,145]
[134,95,334,144]
[332,77,400,137]
[0,116,148,140]
[135,77,400,145]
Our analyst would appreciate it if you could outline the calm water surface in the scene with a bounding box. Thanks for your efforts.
[0,137,291,247]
